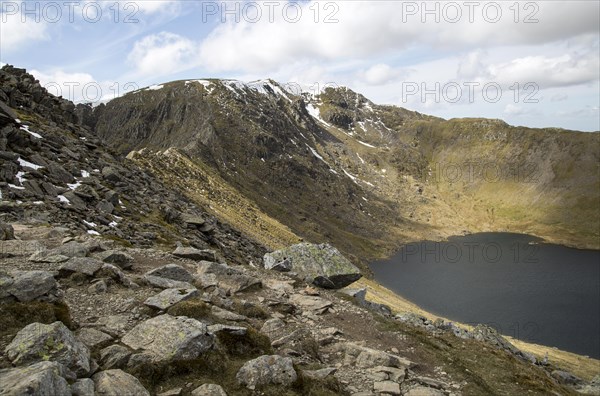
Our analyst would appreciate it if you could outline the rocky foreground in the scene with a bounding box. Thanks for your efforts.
[0,65,599,395]
[1,225,599,396]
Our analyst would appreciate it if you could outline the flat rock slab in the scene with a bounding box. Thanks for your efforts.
[374,380,401,395]
[76,328,114,350]
[236,355,297,390]
[5,321,91,377]
[146,264,194,283]
[173,246,216,261]
[191,383,228,396]
[93,369,150,396]
[290,294,333,314]
[0,361,71,396]
[263,243,361,289]
[121,314,214,363]
[144,275,195,290]
[59,257,104,277]
[144,288,199,310]
[0,240,44,257]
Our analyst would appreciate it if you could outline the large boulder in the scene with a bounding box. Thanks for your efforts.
[196,261,261,293]
[2,270,58,302]
[263,243,361,289]
[236,355,297,390]
[92,369,149,396]
[0,361,71,396]
[5,321,91,377]
[121,314,214,363]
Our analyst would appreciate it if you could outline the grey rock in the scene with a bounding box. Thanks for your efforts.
[551,370,583,385]
[59,257,104,277]
[94,314,136,337]
[173,246,216,261]
[144,288,199,310]
[157,388,183,396]
[404,387,445,396]
[144,275,195,290]
[302,367,337,380]
[0,361,71,396]
[5,321,91,377]
[337,343,415,370]
[211,306,247,322]
[96,200,114,214]
[0,221,14,240]
[191,383,228,396]
[290,294,333,314]
[0,239,44,257]
[236,355,297,390]
[196,261,261,293]
[207,324,247,336]
[4,270,57,302]
[99,345,131,370]
[92,369,149,396]
[97,264,134,287]
[101,167,122,183]
[121,314,214,363]
[267,258,292,272]
[76,328,114,350]
[373,381,400,395]
[95,250,133,270]
[146,264,194,283]
[263,243,361,289]
[72,378,95,396]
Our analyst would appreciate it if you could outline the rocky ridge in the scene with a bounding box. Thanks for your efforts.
[0,65,599,395]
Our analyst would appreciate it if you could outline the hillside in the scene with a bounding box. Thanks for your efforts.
[88,78,599,269]
[1,65,599,395]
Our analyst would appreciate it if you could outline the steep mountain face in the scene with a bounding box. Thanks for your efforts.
[91,78,600,266]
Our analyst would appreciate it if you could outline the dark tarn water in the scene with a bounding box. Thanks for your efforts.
[369,233,600,358]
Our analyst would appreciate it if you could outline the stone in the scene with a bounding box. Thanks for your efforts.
[211,306,247,322]
[0,239,44,257]
[5,321,91,377]
[157,388,183,396]
[96,200,115,214]
[94,314,136,337]
[121,314,214,363]
[95,250,133,269]
[59,257,104,277]
[146,264,194,283]
[191,383,228,396]
[302,367,337,380]
[196,261,261,293]
[369,366,405,382]
[96,264,134,287]
[551,370,583,385]
[4,270,57,302]
[338,343,415,370]
[373,381,401,395]
[76,328,114,350]
[72,378,95,396]
[30,241,90,262]
[236,355,297,390]
[263,279,295,294]
[290,294,333,314]
[173,246,216,261]
[0,361,71,396]
[404,387,445,396]
[92,369,150,396]
[267,258,292,272]
[99,345,132,370]
[101,166,122,183]
[144,288,199,310]
[144,275,195,289]
[207,324,247,336]
[263,243,361,289]
[0,221,14,240]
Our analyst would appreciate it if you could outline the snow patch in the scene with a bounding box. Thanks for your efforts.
[16,171,26,185]
[306,104,332,127]
[67,181,81,190]
[17,157,43,170]
[81,170,90,178]
[83,220,97,228]
[8,184,25,190]
[146,84,164,91]
[87,230,100,236]
[57,195,70,204]
[357,153,365,164]
[109,221,118,228]
[20,125,43,139]
[357,140,377,148]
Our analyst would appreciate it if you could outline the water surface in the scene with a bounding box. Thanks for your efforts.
[369,233,600,358]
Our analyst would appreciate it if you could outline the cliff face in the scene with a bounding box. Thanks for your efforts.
[91,79,600,264]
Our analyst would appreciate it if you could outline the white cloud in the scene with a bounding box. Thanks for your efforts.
[550,93,568,102]
[196,1,599,74]
[360,64,407,86]
[0,11,48,53]
[127,32,201,77]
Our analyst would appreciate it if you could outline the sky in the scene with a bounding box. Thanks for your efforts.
[0,0,599,131]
